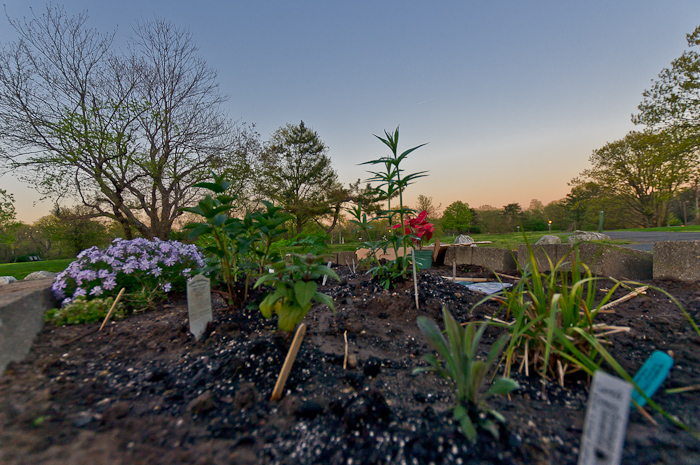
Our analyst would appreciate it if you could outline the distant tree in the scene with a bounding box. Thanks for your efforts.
[580,128,698,227]
[502,203,523,221]
[0,189,17,247]
[415,195,441,219]
[255,121,340,234]
[634,24,700,135]
[441,201,473,234]
[0,6,255,240]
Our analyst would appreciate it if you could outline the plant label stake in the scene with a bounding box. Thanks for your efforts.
[411,250,420,310]
[578,370,632,465]
[187,274,213,341]
[99,288,126,331]
[271,323,307,401]
[630,350,673,408]
[452,259,456,282]
[322,261,332,286]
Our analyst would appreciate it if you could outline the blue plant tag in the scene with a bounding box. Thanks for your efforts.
[630,351,673,407]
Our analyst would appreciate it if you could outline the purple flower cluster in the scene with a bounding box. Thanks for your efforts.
[52,238,205,307]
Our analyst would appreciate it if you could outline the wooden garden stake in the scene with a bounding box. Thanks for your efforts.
[99,288,126,331]
[343,330,348,370]
[599,286,648,313]
[271,323,307,401]
[452,260,456,282]
[411,250,420,310]
[442,276,489,283]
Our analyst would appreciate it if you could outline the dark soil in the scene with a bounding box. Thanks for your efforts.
[1,265,699,464]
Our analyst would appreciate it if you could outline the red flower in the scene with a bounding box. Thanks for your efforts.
[396,210,434,247]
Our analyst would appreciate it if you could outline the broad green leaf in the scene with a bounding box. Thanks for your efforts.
[295,281,317,308]
[485,377,520,397]
[313,292,335,312]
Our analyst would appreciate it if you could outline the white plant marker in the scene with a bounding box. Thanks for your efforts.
[578,370,632,465]
[187,274,213,341]
[322,261,332,285]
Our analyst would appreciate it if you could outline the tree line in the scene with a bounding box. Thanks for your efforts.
[2,6,700,261]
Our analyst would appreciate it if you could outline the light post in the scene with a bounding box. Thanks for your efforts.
[548,220,552,234]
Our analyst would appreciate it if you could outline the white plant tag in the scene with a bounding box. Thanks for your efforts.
[187,274,213,341]
[322,261,332,285]
[578,370,632,465]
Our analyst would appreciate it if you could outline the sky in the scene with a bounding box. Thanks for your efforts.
[1,1,700,223]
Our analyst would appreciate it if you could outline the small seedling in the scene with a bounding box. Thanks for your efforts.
[415,306,519,442]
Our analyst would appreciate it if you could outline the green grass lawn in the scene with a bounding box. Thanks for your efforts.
[0,259,73,280]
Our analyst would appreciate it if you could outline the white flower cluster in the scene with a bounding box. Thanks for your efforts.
[52,238,205,307]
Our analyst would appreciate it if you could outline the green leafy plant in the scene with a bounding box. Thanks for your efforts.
[254,253,339,332]
[182,173,240,303]
[46,296,125,325]
[415,306,519,442]
[489,241,631,385]
[358,127,428,288]
[183,174,293,304]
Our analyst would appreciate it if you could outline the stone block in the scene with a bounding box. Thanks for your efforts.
[335,251,358,266]
[443,246,473,266]
[1,279,56,376]
[517,244,562,272]
[519,243,652,280]
[654,241,700,282]
[471,247,517,273]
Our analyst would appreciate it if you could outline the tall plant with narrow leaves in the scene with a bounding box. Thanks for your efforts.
[415,306,519,442]
[359,127,428,287]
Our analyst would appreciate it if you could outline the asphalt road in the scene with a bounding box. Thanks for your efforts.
[586,230,700,252]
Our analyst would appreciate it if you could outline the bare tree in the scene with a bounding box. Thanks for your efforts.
[0,5,256,239]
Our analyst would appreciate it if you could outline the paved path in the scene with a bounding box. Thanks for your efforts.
[587,230,700,252]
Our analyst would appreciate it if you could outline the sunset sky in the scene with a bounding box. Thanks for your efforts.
[2,1,700,222]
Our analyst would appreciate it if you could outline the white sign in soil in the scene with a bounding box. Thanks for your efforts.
[578,370,632,465]
[187,274,213,340]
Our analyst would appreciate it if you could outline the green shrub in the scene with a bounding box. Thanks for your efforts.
[46,296,125,325]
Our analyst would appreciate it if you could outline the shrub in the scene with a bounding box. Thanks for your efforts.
[46,296,125,325]
[52,238,205,310]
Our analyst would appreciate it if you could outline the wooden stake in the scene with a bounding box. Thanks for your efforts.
[599,286,648,312]
[411,250,420,310]
[495,272,520,280]
[271,323,307,401]
[99,288,126,331]
[441,276,489,282]
[343,330,348,370]
[452,260,456,282]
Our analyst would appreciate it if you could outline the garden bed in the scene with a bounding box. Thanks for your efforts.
[1,265,699,464]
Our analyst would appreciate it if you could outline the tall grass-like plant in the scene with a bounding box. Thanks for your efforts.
[415,306,519,442]
[490,241,632,385]
[358,127,428,288]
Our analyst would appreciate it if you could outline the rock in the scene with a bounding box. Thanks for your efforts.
[454,235,474,245]
[567,230,610,243]
[342,388,391,430]
[188,390,215,415]
[297,399,324,419]
[535,235,561,245]
[233,383,261,410]
[0,276,17,285]
[101,401,131,426]
[363,357,382,377]
[347,354,358,369]
[23,271,56,281]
